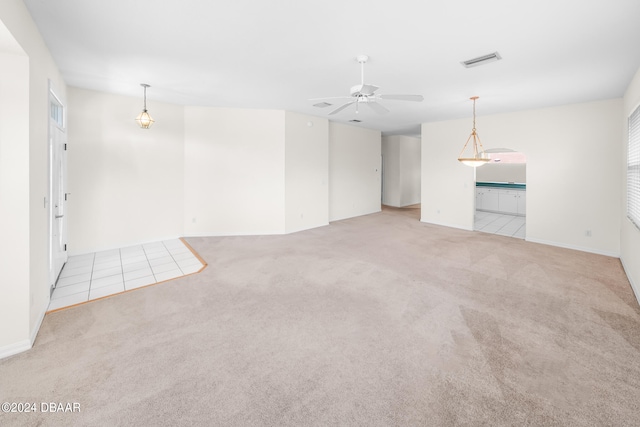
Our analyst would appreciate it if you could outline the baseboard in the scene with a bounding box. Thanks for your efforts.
[620,257,640,305]
[383,201,421,208]
[525,237,620,258]
[30,300,48,345]
[476,208,525,217]
[286,222,330,235]
[330,208,382,223]
[0,298,49,360]
[183,230,285,238]
[420,218,474,232]
[0,339,31,360]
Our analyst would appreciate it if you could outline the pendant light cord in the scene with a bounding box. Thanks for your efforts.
[472,97,476,132]
[140,83,151,112]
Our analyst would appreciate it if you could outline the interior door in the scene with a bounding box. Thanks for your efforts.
[49,87,68,292]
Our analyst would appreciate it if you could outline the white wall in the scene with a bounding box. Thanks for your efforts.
[0,1,67,358]
[422,99,622,256]
[421,121,476,230]
[476,163,526,183]
[622,66,640,300]
[400,136,421,207]
[329,123,381,221]
[68,99,329,244]
[67,87,185,254]
[285,112,329,233]
[382,135,421,207]
[382,136,401,206]
[0,50,30,355]
[184,106,286,236]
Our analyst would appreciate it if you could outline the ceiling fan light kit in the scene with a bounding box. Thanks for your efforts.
[310,55,424,117]
[458,96,490,167]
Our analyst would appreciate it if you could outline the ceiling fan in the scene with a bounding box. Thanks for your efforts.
[311,55,424,116]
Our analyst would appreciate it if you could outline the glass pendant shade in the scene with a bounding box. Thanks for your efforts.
[458,96,489,167]
[459,158,490,167]
[135,110,154,129]
[136,83,154,129]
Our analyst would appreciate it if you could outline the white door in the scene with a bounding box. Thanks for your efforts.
[49,87,68,292]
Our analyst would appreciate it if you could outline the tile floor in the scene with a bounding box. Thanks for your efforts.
[474,211,526,239]
[48,239,204,312]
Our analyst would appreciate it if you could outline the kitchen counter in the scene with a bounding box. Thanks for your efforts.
[476,181,526,190]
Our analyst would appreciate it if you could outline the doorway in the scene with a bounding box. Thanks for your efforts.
[381,135,421,215]
[49,84,68,294]
[474,149,526,239]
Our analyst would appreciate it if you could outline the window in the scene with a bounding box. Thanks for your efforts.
[629,104,640,230]
[50,97,64,129]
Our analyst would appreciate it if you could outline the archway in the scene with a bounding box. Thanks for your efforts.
[474,148,527,239]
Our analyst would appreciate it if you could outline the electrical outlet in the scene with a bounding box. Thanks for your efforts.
[585,230,592,237]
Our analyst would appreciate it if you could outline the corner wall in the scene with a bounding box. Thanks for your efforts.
[422,99,622,256]
[285,112,329,233]
[0,0,67,358]
[67,87,185,253]
[382,135,421,207]
[622,66,640,300]
[421,121,476,230]
[329,123,381,221]
[183,106,286,236]
[0,50,30,356]
[382,136,401,206]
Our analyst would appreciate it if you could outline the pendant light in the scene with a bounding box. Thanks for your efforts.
[457,96,489,167]
[135,83,154,129]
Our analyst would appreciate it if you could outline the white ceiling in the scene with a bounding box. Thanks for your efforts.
[23,0,640,136]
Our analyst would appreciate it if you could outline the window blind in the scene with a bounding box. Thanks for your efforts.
[629,104,640,230]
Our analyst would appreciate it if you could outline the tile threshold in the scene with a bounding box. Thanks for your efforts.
[474,211,526,239]
[47,238,206,313]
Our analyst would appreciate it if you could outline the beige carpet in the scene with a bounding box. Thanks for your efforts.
[1,206,639,426]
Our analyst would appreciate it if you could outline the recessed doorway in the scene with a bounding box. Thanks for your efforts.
[474,149,526,239]
[49,83,68,294]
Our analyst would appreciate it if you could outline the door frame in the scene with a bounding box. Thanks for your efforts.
[48,81,68,294]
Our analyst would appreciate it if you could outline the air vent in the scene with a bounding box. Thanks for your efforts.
[313,102,332,108]
[461,52,502,68]
[349,119,362,123]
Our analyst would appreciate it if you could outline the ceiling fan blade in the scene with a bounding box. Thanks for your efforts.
[367,101,389,114]
[329,101,355,115]
[309,96,353,101]
[379,94,424,102]
[359,84,379,96]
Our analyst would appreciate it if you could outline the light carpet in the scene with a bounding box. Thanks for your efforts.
[1,206,639,426]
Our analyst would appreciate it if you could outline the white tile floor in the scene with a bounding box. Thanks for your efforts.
[474,211,526,239]
[48,239,205,312]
